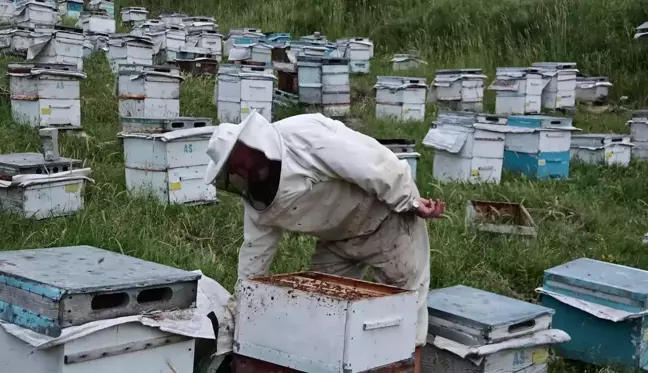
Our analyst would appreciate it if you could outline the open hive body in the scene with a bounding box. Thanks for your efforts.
[539,258,648,372]
[627,110,648,161]
[423,112,512,184]
[465,199,537,237]
[376,139,420,182]
[117,64,183,118]
[570,134,633,167]
[503,115,581,180]
[297,55,351,117]
[532,62,579,110]
[235,272,418,373]
[0,245,200,373]
[217,64,275,123]
[488,67,547,115]
[118,126,217,205]
[431,68,487,112]
[391,53,427,72]
[575,77,612,104]
[423,285,568,373]
[9,63,87,129]
[374,76,427,122]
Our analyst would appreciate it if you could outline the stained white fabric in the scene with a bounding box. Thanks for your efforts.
[205,112,430,346]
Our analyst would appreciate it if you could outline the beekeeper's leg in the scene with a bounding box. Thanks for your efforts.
[309,239,369,280]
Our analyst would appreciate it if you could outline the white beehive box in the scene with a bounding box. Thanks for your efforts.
[431,68,487,105]
[9,63,86,129]
[422,285,570,373]
[117,65,183,118]
[423,117,511,184]
[108,34,154,73]
[0,27,12,52]
[297,56,351,117]
[504,116,580,154]
[28,27,85,70]
[118,127,217,205]
[235,272,417,373]
[159,12,188,27]
[488,67,547,115]
[0,0,14,24]
[228,41,272,64]
[223,27,263,57]
[300,31,326,42]
[186,29,223,57]
[14,0,59,28]
[570,134,633,167]
[120,6,147,23]
[217,64,275,123]
[57,0,83,18]
[575,76,612,103]
[626,116,648,161]
[83,32,109,57]
[11,27,45,56]
[77,11,116,34]
[86,0,114,18]
[532,62,578,110]
[340,37,373,74]
[182,18,217,35]
[391,53,426,71]
[374,76,427,122]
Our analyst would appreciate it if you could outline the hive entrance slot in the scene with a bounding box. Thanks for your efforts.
[171,122,185,128]
[508,319,535,333]
[91,292,129,310]
[137,287,172,304]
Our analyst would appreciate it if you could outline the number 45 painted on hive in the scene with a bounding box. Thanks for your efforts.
[184,144,193,153]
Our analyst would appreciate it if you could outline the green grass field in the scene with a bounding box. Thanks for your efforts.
[1,0,648,371]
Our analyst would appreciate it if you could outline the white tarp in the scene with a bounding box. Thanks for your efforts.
[0,270,234,355]
[536,288,648,322]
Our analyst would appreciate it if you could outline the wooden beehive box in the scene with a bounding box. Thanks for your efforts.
[0,245,200,337]
[466,200,537,237]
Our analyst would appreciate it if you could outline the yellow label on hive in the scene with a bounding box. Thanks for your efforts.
[64,184,79,193]
[41,107,52,115]
[538,159,547,166]
[471,169,479,176]
[404,108,410,113]
[169,181,182,191]
[241,107,249,114]
[532,349,549,364]
[643,328,648,342]
[605,151,613,159]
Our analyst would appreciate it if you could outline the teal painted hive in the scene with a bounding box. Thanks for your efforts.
[540,258,648,371]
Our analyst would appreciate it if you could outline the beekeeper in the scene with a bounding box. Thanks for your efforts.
[204,111,444,367]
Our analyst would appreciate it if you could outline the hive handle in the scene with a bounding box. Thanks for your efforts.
[363,317,402,331]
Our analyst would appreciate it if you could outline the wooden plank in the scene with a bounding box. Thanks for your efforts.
[64,334,191,364]
[0,280,59,318]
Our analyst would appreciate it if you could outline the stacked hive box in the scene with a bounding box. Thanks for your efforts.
[28,26,85,70]
[57,0,83,18]
[0,128,91,219]
[423,112,511,184]
[627,110,648,160]
[423,285,570,373]
[224,27,263,57]
[14,0,59,29]
[108,33,154,73]
[9,62,86,129]
[488,67,547,115]
[159,11,188,27]
[297,55,351,117]
[118,117,218,205]
[217,64,275,123]
[337,37,373,73]
[0,245,201,373]
[119,6,147,24]
[391,53,427,71]
[431,68,487,112]
[532,62,579,110]
[570,134,634,167]
[87,0,115,18]
[374,76,427,122]
[117,64,183,118]
[503,115,581,180]
[234,272,418,372]
[575,76,612,104]
[539,258,648,372]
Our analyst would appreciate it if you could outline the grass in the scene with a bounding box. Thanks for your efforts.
[0,0,648,372]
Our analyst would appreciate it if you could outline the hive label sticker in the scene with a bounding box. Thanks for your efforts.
[65,184,79,193]
[538,159,547,166]
[241,107,249,114]
[41,107,52,115]
[532,349,549,364]
[471,169,480,176]
[605,151,613,159]
[169,181,182,191]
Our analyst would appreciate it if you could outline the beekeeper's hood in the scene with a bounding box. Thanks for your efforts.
[204,111,283,210]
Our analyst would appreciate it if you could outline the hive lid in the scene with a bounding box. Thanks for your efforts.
[427,285,554,345]
[0,153,81,169]
[0,245,201,295]
[543,258,648,305]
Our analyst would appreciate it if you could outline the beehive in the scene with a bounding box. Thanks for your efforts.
[117,64,183,118]
[488,67,547,115]
[297,55,351,117]
[532,62,579,110]
[575,76,612,103]
[570,134,633,167]
[28,27,85,70]
[374,76,427,122]
[120,6,147,23]
[108,33,154,72]
[431,68,487,112]
[217,64,275,122]
[14,0,59,29]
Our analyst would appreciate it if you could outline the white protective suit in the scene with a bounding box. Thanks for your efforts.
[205,111,431,348]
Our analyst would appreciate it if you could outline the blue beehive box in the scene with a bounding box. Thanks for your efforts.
[503,115,580,180]
[539,258,648,371]
[265,32,291,43]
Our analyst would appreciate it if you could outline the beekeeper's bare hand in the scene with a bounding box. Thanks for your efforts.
[416,198,445,219]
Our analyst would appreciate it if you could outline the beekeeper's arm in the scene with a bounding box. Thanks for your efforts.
[310,122,421,213]
[237,202,283,280]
